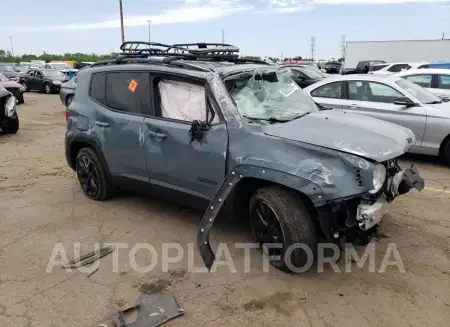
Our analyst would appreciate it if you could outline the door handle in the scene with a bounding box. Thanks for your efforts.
[148,131,167,139]
[95,121,110,127]
[348,104,359,108]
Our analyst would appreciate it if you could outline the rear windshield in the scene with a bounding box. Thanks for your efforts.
[369,64,389,72]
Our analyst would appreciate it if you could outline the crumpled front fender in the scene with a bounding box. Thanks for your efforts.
[196,164,324,271]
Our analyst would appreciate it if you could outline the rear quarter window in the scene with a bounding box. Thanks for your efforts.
[89,73,106,104]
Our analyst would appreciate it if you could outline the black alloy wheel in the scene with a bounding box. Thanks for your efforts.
[76,154,100,198]
[250,199,285,258]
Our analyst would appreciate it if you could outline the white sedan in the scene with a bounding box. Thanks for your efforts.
[394,68,450,100]
[368,62,429,77]
[303,75,450,164]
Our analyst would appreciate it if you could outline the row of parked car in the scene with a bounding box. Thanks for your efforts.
[278,60,450,164]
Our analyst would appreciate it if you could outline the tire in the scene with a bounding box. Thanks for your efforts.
[4,115,19,134]
[75,147,114,201]
[21,81,29,92]
[66,95,73,108]
[442,138,450,165]
[44,83,51,94]
[17,94,24,104]
[249,186,317,273]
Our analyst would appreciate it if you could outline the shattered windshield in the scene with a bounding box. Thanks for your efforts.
[225,67,319,121]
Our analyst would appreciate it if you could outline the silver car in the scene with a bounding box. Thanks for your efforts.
[303,75,450,164]
[394,68,450,101]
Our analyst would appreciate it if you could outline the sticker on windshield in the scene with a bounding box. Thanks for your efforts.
[280,82,300,97]
[128,79,138,92]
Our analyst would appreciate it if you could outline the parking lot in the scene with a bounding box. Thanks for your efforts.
[0,93,449,327]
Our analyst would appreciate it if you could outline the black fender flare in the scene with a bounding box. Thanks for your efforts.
[67,134,111,177]
[196,164,325,271]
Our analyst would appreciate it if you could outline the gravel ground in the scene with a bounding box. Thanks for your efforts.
[0,93,449,327]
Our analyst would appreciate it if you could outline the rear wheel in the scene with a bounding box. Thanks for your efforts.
[75,147,113,201]
[249,186,317,273]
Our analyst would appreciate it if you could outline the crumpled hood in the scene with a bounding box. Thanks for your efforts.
[0,80,22,89]
[262,109,415,162]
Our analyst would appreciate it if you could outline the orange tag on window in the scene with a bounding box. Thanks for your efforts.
[128,79,138,92]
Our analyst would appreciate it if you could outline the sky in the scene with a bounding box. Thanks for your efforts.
[0,0,449,59]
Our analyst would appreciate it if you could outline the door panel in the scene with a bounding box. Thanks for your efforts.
[93,105,147,180]
[345,80,427,147]
[143,118,228,199]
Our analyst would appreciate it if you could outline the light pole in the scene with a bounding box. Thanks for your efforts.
[119,0,125,44]
[221,29,224,44]
[147,20,151,43]
[9,36,14,57]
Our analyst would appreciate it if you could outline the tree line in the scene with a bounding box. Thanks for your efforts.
[0,49,120,64]
[0,49,300,64]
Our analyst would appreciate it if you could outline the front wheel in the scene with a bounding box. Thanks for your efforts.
[44,83,51,94]
[75,147,113,201]
[4,115,19,134]
[249,186,317,273]
[66,95,73,108]
[442,138,450,165]
[21,81,29,92]
[17,94,24,104]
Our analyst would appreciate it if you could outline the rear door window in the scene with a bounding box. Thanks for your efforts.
[438,75,450,89]
[404,74,433,88]
[104,72,150,115]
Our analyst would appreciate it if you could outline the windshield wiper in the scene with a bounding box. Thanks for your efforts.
[243,115,290,123]
[315,102,333,110]
[427,100,442,104]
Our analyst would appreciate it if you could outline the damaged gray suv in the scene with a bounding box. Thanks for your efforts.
[65,42,424,273]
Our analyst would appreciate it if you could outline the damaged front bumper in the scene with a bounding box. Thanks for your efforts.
[196,162,425,271]
[356,165,424,231]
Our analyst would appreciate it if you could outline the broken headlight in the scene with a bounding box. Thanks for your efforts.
[369,164,386,194]
[5,95,16,117]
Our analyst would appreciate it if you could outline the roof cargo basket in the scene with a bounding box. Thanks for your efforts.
[171,43,240,59]
[120,41,240,60]
[120,41,181,56]
[90,41,270,69]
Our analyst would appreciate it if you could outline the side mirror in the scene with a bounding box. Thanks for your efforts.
[394,97,416,107]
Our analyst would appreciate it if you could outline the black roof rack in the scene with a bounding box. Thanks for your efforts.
[171,43,240,58]
[90,41,271,70]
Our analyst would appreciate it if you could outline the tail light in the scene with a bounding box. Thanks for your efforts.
[65,109,69,121]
